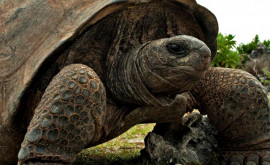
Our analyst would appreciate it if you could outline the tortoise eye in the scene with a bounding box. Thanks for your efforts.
[166,43,188,57]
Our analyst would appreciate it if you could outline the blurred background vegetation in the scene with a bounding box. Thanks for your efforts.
[212,33,270,87]
[212,33,270,69]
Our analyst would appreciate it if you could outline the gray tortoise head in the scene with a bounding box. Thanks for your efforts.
[138,35,211,93]
[106,35,211,105]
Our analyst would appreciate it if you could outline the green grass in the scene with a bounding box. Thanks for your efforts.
[74,124,155,165]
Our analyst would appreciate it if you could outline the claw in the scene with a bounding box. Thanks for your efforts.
[220,152,270,165]
[262,156,270,165]
[246,154,259,165]
[262,162,270,165]
[230,163,241,165]
[262,156,270,162]
[220,161,226,165]
[246,162,256,165]
[230,155,244,164]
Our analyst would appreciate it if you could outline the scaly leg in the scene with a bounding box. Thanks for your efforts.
[18,64,106,164]
[191,67,270,165]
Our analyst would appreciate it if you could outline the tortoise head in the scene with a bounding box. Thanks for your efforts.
[107,35,211,106]
[137,35,211,94]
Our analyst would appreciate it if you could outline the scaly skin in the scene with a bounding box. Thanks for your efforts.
[191,67,270,165]
[18,64,106,164]
[17,35,211,164]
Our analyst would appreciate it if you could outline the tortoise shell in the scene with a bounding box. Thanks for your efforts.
[0,0,218,125]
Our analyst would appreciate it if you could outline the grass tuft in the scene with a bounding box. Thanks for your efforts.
[74,124,155,165]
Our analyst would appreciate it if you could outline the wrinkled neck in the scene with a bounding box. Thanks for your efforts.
[106,44,173,106]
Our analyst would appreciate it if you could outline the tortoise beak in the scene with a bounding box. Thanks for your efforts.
[194,46,211,71]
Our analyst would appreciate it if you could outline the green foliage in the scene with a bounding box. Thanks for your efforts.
[237,35,260,54]
[237,35,270,53]
[212,34,270,69]
[211,33,242,68]
[262,68,270,85]
[263,40,270,49]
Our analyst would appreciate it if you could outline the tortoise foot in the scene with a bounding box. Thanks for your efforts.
[220,151,270,165]
[18,64,106,164]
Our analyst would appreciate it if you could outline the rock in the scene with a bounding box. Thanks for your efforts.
[141,111,218,164]
[249,43,270,59]
[244,44,270,91]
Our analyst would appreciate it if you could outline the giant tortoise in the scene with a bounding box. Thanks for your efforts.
[0,0,270,165]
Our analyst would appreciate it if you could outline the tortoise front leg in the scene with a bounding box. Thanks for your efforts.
[191,67,270,165]
[124,94,187,125]
[18,64,106,164]
[93,94,188,147]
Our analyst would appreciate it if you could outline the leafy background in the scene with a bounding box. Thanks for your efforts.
[212,33,270,70]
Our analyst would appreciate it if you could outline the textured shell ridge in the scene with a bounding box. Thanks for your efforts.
[0,0,131,124]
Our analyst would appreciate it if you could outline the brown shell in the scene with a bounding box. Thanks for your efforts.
[0,0,218,124]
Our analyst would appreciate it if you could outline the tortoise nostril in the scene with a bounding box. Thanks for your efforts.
[201,53,211,65]
[203,53,210,59]
[198,45,211,60]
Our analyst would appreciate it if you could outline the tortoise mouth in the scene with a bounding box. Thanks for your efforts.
[156,65,206,79]
[141,65,205,96]
[177,65,206,73]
